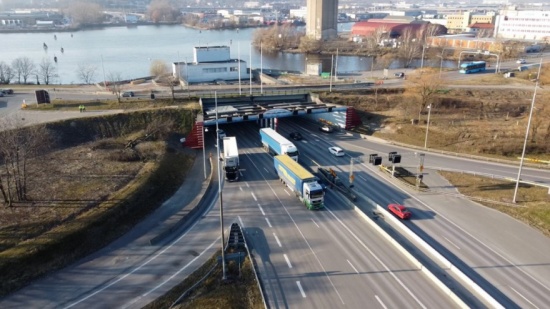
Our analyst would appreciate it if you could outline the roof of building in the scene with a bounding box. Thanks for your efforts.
[468,22,494,29]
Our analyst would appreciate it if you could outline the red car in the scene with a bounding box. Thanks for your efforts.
[388,204,411,219]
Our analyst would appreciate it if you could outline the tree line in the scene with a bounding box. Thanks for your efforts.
[0,57,102,85]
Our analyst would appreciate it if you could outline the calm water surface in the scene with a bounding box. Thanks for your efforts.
[1,23,454,84]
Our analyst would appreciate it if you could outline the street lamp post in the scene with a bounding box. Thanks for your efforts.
[203,126,208,179]
[214,92,226,280]
[420,45,427,73]
[424,104,432,149]
[513,58,543,203]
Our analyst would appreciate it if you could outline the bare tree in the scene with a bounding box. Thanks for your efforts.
[150,59,169,77]
[38,58,59,85]
[11,57,35,84]
[148,0,181,23]
[0,61,15,84]
[149,60,177,101]
[76,63,98,84]
[107,72,124,102]
[63,1,104,26]
[0,117,51,206]
[368,25,389,47]
[404,68,445,123]
[298,36,322,53]
[398,28,421,68]
[477,28,493,38]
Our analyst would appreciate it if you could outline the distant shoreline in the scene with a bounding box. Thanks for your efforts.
[0,21,176,34]
[0,21,267,34]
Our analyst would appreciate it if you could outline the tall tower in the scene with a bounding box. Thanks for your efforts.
[306,0,339,40]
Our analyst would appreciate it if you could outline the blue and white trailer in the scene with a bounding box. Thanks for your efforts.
[260,128,299,161]
[274,155,324,210]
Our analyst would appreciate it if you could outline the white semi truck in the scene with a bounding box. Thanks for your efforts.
[222,136,239,181]
[259,128,299,161]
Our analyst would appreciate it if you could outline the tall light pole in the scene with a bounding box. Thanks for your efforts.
[330,54,334,92]
[420,45,427,73]
[202,126,207,179]
[238,41,242,95]
[260,41,263,94]
[214,92,226,279]
[249,43,252,95]
[513,58,543,203]
[424,104,432,149]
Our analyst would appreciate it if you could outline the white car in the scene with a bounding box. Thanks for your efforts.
[328,146,345,157]
[516,59,527,64]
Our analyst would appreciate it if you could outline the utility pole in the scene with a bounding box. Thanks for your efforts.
[215,92,226,280]
[416,153,425,189]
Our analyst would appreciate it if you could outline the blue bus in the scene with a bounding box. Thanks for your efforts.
[459,61,486,74]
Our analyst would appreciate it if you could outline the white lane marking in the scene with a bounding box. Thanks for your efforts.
[443,236,461,250]
[246,182,250,188]
[354,155,550,294]
[264,167,269,173]
[359,176,367,181]
[296,281,306,298]
[284,254,293,268]
[68,232,220,308]
[375,295,388,309]
[258,204,265,216]
[243,151,345,305]
[251,192,257,201]
[510,286,539,309]
[325,206,427,309]
[284,189,290,196]
[273,233,282,247]
[311,218,320,228]
[347,260,359,274]
[265,217,272,227]
[239,186,243,191]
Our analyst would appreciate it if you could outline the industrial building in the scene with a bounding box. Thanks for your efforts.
[306,0,338,40]
[173,46,249,84]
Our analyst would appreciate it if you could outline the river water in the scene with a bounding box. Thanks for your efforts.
[1,23,455,84]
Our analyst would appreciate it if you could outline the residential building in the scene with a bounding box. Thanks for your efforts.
[446,11,496,33]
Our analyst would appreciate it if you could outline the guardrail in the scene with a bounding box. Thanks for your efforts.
[350,188,504,308]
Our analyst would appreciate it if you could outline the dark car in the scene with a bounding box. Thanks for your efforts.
[289,132,303,141]
[1,88,14,95]
[122,91,135,97]
[388,203,411,219]
[394,72,405,78]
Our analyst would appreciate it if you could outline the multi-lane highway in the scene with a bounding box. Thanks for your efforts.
[1,121,469,309]
[277,117,550,308]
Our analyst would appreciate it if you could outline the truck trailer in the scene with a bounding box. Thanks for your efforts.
[260,128,299,161]
[274,155,324,210]
[222,136,239,181]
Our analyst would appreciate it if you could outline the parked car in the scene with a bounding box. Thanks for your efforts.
[394,72,405,78]
[328,146,345,157]
[122,91,134,97]
[516,59,527,64]
[289,132,303,141]
[319,125,334,133]
[0,88,14,95]
[0,92,3,97]
[388,204,411,219]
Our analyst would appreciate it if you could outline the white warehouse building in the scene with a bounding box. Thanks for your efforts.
[173,46,249,84]
[494,7,550,41]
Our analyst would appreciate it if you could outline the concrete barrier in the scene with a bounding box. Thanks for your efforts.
[353,187,503,308]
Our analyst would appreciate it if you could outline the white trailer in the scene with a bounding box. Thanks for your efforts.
[222,136,239,181]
